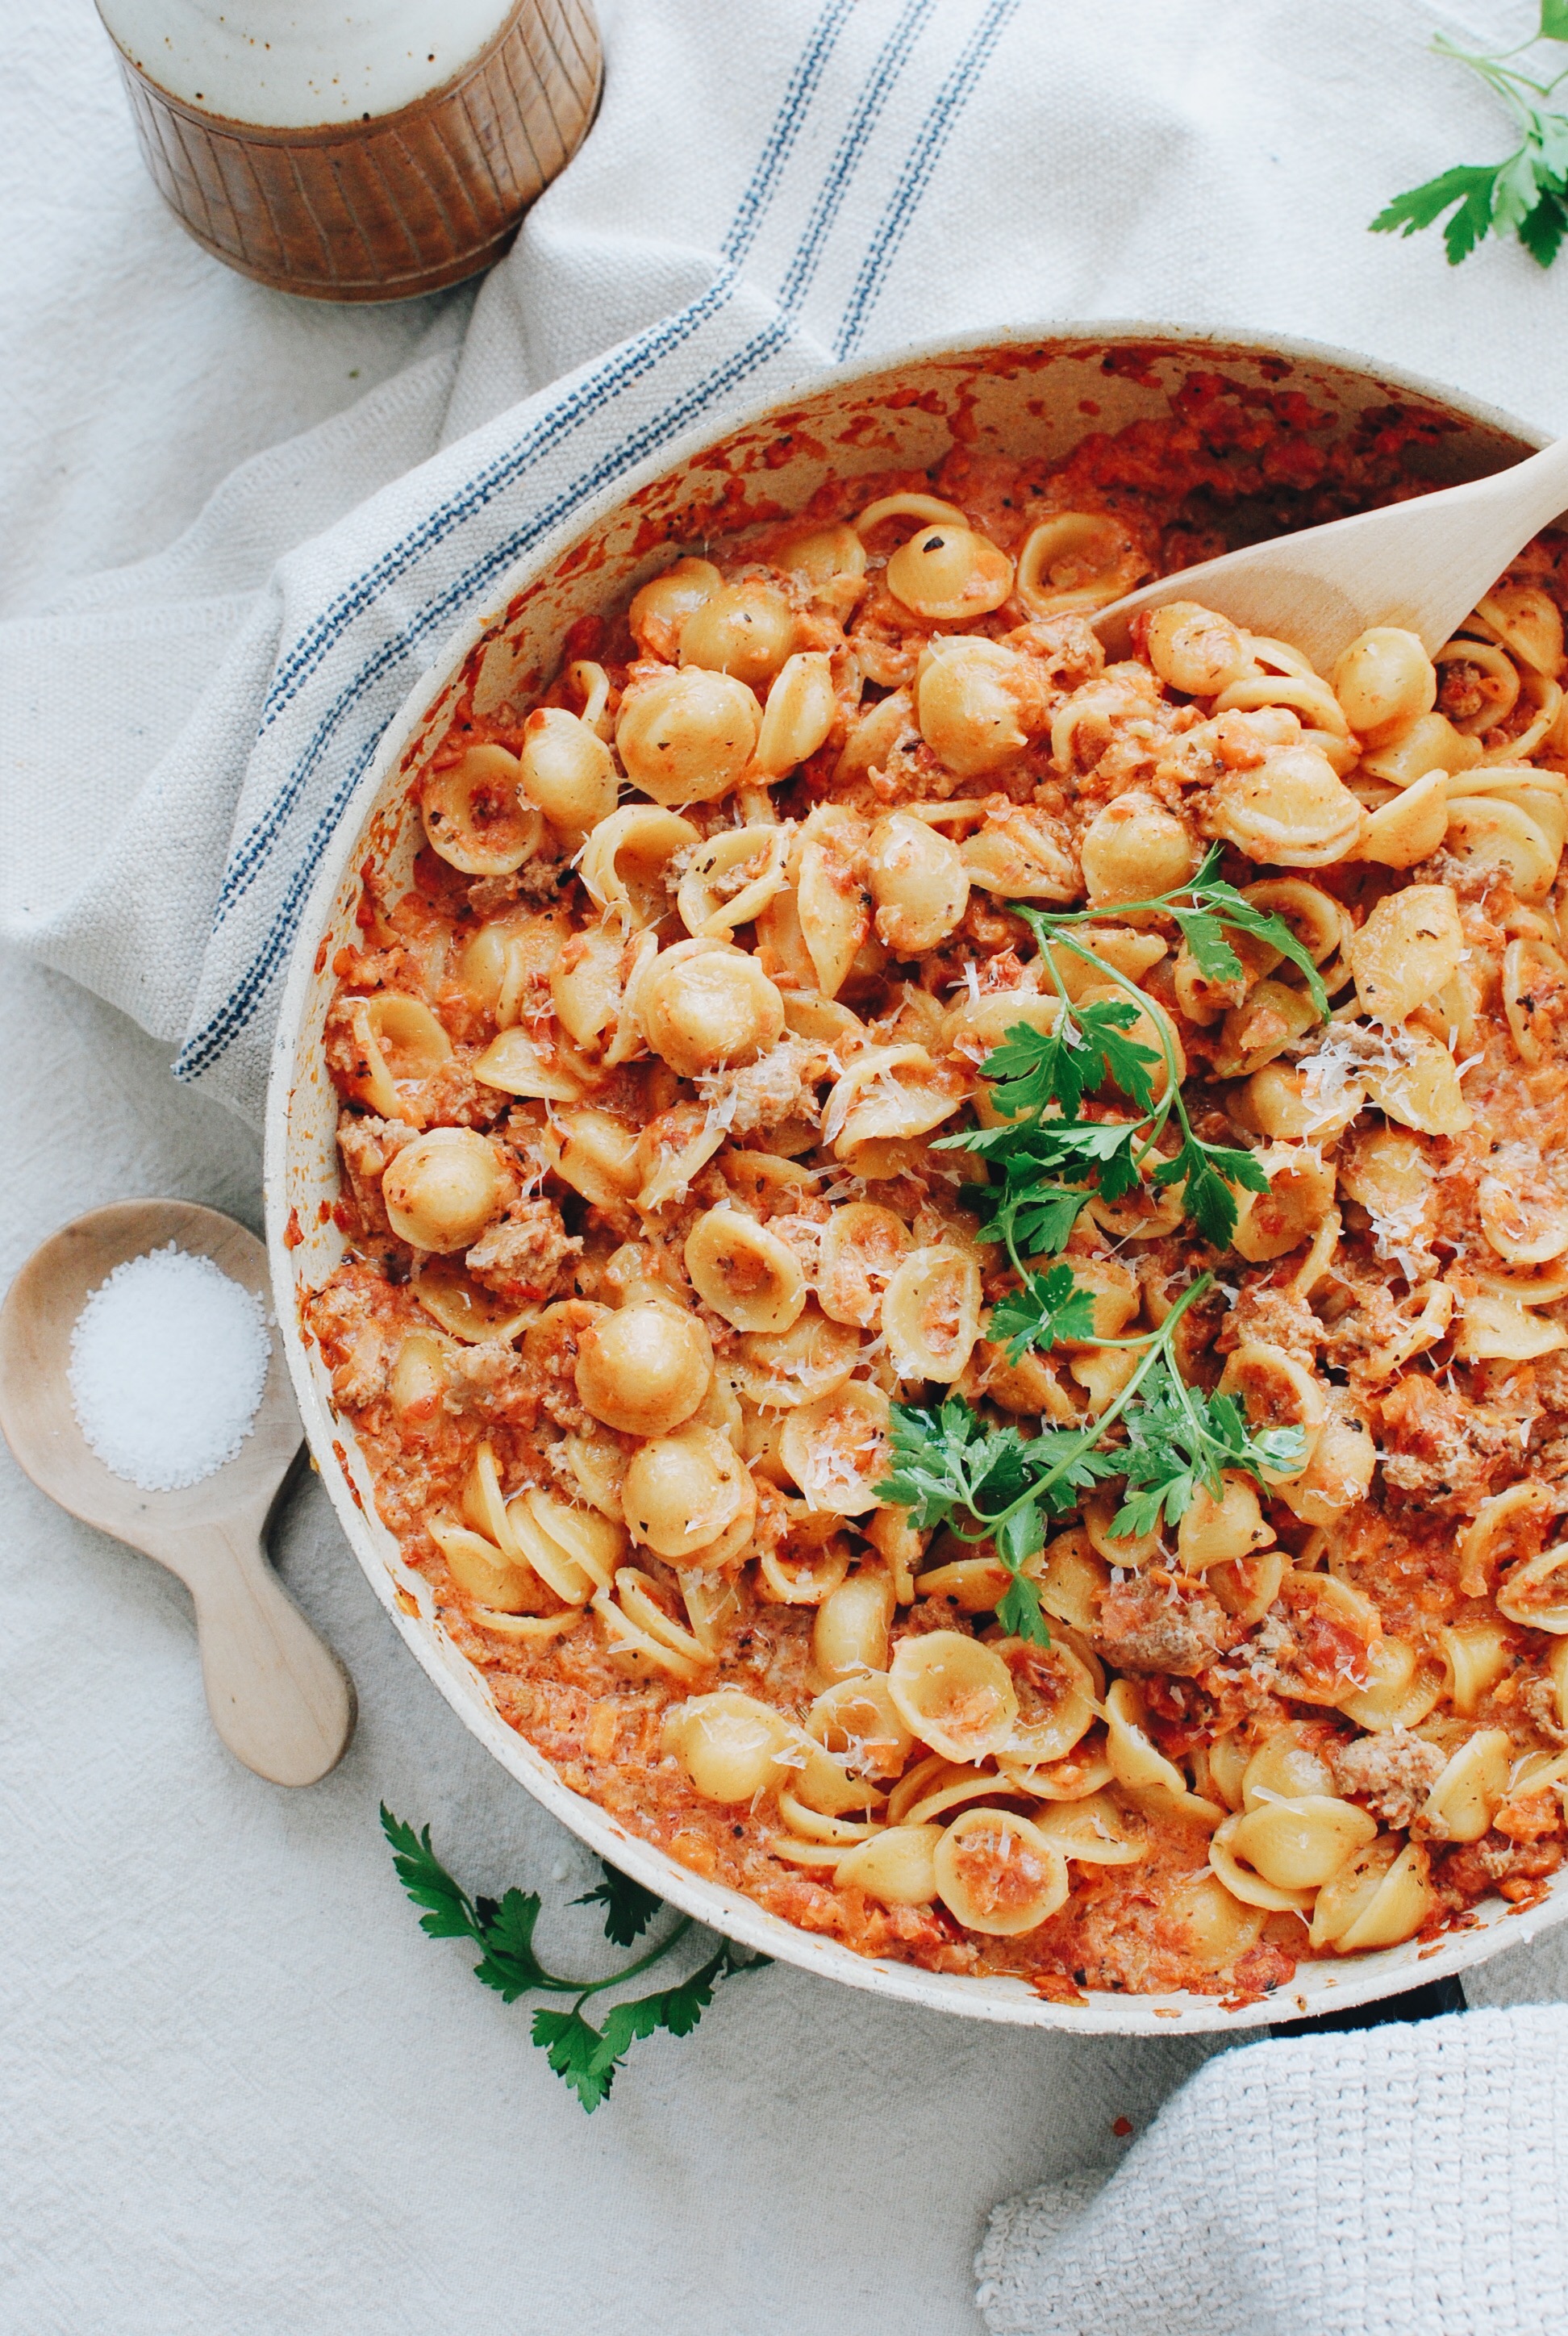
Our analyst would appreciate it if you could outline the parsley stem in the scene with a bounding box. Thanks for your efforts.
[949,1272,1214,1547]
[571,1915,693,1997]
[1043,925,1178,1168]
[1017,845,1223,932]
[461,1893,693,1997]
[1435,32,1568,102]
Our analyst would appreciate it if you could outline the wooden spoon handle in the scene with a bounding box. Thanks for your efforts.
[183,1520,356,1786]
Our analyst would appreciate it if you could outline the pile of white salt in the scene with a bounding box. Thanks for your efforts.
[68,1244,273,1491]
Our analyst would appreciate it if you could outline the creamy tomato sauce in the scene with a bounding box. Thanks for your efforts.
[302,373,1568,2001]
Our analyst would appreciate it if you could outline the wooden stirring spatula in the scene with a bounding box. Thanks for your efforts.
[0,1199,354,1787]
[1095,429,1568,670]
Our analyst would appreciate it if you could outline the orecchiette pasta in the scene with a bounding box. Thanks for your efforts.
[1207,745,1365,866]
[885,524,1014,624]
[1332,627,1437,740]
[382,1128,504,1253]
[663,1690,794,1800]
[421,744,544,875]
[574,1305,712,1437]
[684,1206,806,1333]
[677,825,790,938]
[580,805,700,924]
[1145,601,1250,695]
[724,1311,857,1421]
[1079,794,1199,907]
[888,1633,1018,1765]
[615,667,761,804]
[1015,513,1147,617]
[1349,884,1463,1025]
[629,557,722,659]
[340,994,453,1119]
[311,406,1568,2004]
[817,1203,911,1329]
[915,637,1029,777]
[755,652,836,775]
[518,707,618,840]
[1308,1838,1433,1954]
[1337,1634,1444,1733]
[680,576,798,688]
[866,811,970,954]
[834,1825,942,1904]
[779,1383,890,1516]
[639,941,786,1075]
[882,1245,982,1384]
[822,1044,961,1158]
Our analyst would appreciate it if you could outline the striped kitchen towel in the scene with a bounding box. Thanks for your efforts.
[5,0,1563,1119]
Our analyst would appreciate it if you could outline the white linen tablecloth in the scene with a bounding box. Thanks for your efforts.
[5,3,1568,2331]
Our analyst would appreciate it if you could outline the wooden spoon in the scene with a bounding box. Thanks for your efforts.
[0,1199,355,1787]
[1095,431,1568,670]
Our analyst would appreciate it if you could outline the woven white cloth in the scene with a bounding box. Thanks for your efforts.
[975,2005,1568,2336]
[8,2,1568,2332]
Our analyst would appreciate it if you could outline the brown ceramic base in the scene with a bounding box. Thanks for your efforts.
[108,0,602,303]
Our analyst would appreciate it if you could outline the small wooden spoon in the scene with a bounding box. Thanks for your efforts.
[0,1199,355,1787]
[1095,430,1568,670]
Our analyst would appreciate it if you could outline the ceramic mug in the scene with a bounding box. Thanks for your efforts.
[96,0,602,301]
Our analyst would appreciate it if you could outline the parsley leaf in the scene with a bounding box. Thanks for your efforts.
[1519,173,1568,264]
[878,1397,1036,1529]
[382,1810,487,1942]
[1371,23,1568,269]
[941,1087,1144,1259]
[382,1808,763,2116]
[1153,1133,1270,1254]
[997,1573,1052,1645]
[532,2006,612,2111]
[982,1004,1158,1120]
[1372,161,1506,264]
[472,1888,552,2002]
[1170,882,1329,1020]
[598,1942,751,2056]
[943,859,1325,1289]
[876,1273,1299,1621]
[576,1861,665,1947]
[1109,1355,1307,1539]
[989,1261,1100,1362]
[531,1943,764,2114]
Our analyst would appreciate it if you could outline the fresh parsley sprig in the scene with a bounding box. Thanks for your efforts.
[877,1276,1304,1641]
[382,1808,765,2112]
[1372,6,1568,268]
[940,848,1323,1264]
[1110,1356,1307,1541]
[953,1109,1146,1263]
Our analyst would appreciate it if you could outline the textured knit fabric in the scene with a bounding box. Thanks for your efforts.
[975,2006,1568,2336]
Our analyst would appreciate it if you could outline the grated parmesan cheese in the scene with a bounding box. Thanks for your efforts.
[1293,1016,1414,1135]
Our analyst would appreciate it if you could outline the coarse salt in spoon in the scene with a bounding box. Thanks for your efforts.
[69,1242,273,1490]
[0,1199,354,1787]
[1094,428,1568,670]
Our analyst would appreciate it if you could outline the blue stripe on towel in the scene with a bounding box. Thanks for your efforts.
[176,315,798,1078]
[835,0,1018,360]
[775,0,936,316]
